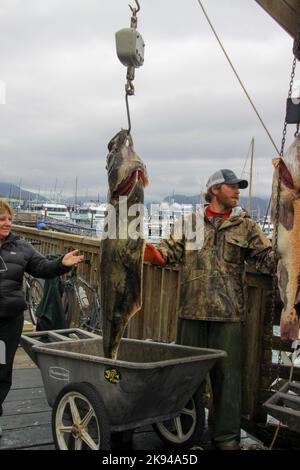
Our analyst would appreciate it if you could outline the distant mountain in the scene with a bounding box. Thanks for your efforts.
[163,193,270,219]
[0,182,106,205]
[0,182,47,202]
[0,181,271,219]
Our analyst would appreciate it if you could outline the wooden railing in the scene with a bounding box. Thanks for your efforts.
[126,263,180,343]
[13,224,300,443]
[13,225,180,341]
[241,269,300,446]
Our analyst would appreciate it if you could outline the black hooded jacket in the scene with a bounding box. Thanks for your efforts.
[0,233,70,319]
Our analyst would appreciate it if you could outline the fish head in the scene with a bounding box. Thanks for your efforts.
[273,135,300,198]
[106,130,148,205]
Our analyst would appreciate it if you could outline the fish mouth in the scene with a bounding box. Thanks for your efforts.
[107,129,130,153]
[112,169,148,201]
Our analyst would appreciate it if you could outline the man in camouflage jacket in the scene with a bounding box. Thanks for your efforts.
[145,169,274,450]
[158,203,274,323]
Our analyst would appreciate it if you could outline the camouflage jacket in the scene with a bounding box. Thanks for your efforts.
[157,207,275,322]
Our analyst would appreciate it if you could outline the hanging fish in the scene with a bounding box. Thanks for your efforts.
[100,130,148,359]
[271,135,300,342]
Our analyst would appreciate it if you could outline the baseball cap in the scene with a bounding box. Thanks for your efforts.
[206,169,248,190]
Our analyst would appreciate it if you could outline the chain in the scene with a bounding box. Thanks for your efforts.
[268,140,284,451]
[125,6,138,97]
[280,57,297,155]
[125,1,140,134]
[269,163,281,390]
[269,47,298,391]
[293,20,300,61]
[268,23,300,450]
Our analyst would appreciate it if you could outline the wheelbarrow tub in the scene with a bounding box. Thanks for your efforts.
[21,329,226,431]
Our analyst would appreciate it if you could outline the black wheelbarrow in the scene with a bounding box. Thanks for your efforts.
[21,328,226,450]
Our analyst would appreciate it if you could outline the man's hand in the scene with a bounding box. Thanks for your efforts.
[62,249,84,267]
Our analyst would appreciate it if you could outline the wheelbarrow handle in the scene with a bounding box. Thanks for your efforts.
[20,329,100,365]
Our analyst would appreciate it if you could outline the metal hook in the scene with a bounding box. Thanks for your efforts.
[125,92,132,135]
[129,0,140,15]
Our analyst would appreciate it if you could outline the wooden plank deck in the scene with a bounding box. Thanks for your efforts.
[0,368,53,450]
[0,361,167,450]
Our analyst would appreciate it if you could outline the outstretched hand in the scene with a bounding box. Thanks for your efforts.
[62,249,84,267]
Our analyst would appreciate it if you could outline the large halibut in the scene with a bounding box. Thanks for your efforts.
[271,135,300,342]
[100,130,148,359]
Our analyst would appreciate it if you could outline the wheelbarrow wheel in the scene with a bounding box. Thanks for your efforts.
[153,388,205,448]
[52,382,111,450]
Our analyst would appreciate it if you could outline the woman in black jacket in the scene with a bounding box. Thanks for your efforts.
[0,199,84,437]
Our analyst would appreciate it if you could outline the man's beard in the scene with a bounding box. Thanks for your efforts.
[216,193,239,210]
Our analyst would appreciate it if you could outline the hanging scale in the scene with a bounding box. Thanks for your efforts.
[115,0,145,134]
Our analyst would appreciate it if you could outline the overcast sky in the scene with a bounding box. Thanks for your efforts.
[0,0,297,201]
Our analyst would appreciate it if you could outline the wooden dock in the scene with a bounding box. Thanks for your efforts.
[0,363,167,450]
[0,367,53,450]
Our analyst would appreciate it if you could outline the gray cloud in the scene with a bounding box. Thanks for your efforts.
[0,0,296,202]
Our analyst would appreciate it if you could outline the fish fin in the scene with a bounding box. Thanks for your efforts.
[280,307,300,342]
[294,286,300,322]
[280,282,300,342]
[272,157,281,168]
[278,199,295,231]
[276,259,287,304]
[279,161,295,190]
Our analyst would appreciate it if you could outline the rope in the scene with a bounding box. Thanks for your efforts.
[196,1,300,450]
[196,0,280,155]
[269,423,280,450]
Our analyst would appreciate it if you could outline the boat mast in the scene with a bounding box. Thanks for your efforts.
[53,177,58,203]
[75,176,78,208]
[18,178,22,208]
[247,137,254,215]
